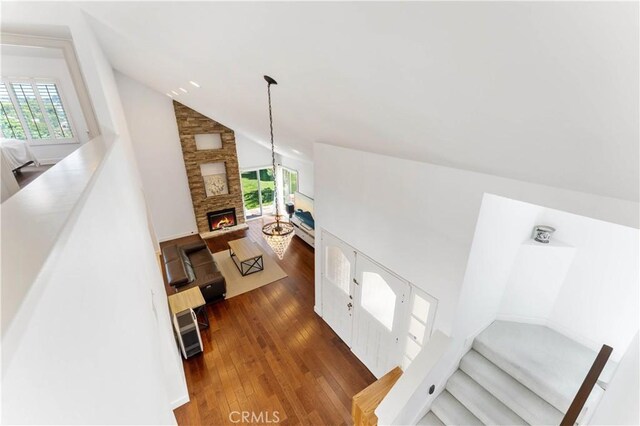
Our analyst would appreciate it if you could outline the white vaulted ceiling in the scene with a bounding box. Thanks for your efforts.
[78,2,638,201]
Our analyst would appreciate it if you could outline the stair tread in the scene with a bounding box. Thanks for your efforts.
[431,391,483,426]
[460,349,563,425]
[417,411,445,426]
[473,320,617,412]
[447,369,527,425]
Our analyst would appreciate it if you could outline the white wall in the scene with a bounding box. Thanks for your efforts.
[315,144,639,423]
[115,72,197,242]
[498,242,575,324]
[2,2,187,423]
[236,132,273,170]
[314,143,638,337]
[455,194,638,361]
[281,155,314,199]
[1,52,91,163]
[542,208,639,356]
[450,194,543,340]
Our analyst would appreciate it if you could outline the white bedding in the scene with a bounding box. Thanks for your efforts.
[1,138,39,170]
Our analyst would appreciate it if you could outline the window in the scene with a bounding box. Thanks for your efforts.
[282,167,298,203]
[361,271,396,331]
[241,167,275,219]
[0,83,26,139]
[0,79,75,142]
[325,245,351,294]
[401,289,437,370]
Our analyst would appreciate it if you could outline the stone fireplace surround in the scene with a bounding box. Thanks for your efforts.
[173,101,246,235]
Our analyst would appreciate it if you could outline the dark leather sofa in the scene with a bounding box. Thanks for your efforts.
[162,240,226,303]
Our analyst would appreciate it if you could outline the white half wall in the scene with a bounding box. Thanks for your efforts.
[2,142,186,424]
[115,71,198,242]
[1,52,91,163]
[313,143,639,337]
[2,3,187,423]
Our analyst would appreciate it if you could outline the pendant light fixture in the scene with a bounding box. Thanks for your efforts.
[262,75,294,260]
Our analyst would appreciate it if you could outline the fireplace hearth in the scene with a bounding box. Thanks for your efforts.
[207,208,237,231]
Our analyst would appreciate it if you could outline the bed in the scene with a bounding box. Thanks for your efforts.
[1,138,40,172]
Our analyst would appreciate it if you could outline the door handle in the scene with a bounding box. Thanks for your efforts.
[347,302,353,310]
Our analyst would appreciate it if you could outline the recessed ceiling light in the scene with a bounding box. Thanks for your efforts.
[171,90,179,96]
[292,149,301,154]
[189,81,200,88]
[179,87,188,93]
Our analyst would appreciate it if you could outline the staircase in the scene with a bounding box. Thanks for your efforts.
[419,321,617,426]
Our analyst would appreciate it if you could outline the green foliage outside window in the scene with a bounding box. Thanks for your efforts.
[0,81,74,141]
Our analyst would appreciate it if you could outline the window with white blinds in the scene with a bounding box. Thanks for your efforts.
[0,83,25,139]
[0,79,75,142]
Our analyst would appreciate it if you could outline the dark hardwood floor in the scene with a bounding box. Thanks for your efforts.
[160,219,376,425]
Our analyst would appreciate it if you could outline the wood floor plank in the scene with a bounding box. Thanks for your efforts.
[162,219,376,425]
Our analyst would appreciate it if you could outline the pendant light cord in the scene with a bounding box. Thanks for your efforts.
[267,80,280,226]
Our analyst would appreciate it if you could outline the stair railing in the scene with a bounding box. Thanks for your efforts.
[560,344,613,426]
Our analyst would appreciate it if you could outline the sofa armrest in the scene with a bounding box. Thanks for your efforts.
[161,244,180,264]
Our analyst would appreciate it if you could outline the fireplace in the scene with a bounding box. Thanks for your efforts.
[207,208,237,231]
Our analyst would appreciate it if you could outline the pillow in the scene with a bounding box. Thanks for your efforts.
[180,249,196,283]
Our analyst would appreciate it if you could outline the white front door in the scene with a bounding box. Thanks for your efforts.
[321,232,356,346]
[352,255,410,378]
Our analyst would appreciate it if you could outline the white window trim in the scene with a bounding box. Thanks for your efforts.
[1,77,79,146]
[282,165,299,199]
[401,286,438,370]
[239,166,276,219]
[1,33,100,139]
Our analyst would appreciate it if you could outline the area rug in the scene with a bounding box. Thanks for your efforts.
[212,242,287,298]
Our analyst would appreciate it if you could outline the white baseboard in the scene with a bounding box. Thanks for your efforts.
[495,314,548,325]
[170,394,190,410]
[313,305,322,317]
[158,230,198,243]
[494,315,602,356]
[545,319,601,354]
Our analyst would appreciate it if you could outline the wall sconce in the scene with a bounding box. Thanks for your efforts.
[533,225,556,244]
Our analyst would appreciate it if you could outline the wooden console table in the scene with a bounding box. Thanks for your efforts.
[352,366,402,426]
[168,287,209,329]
